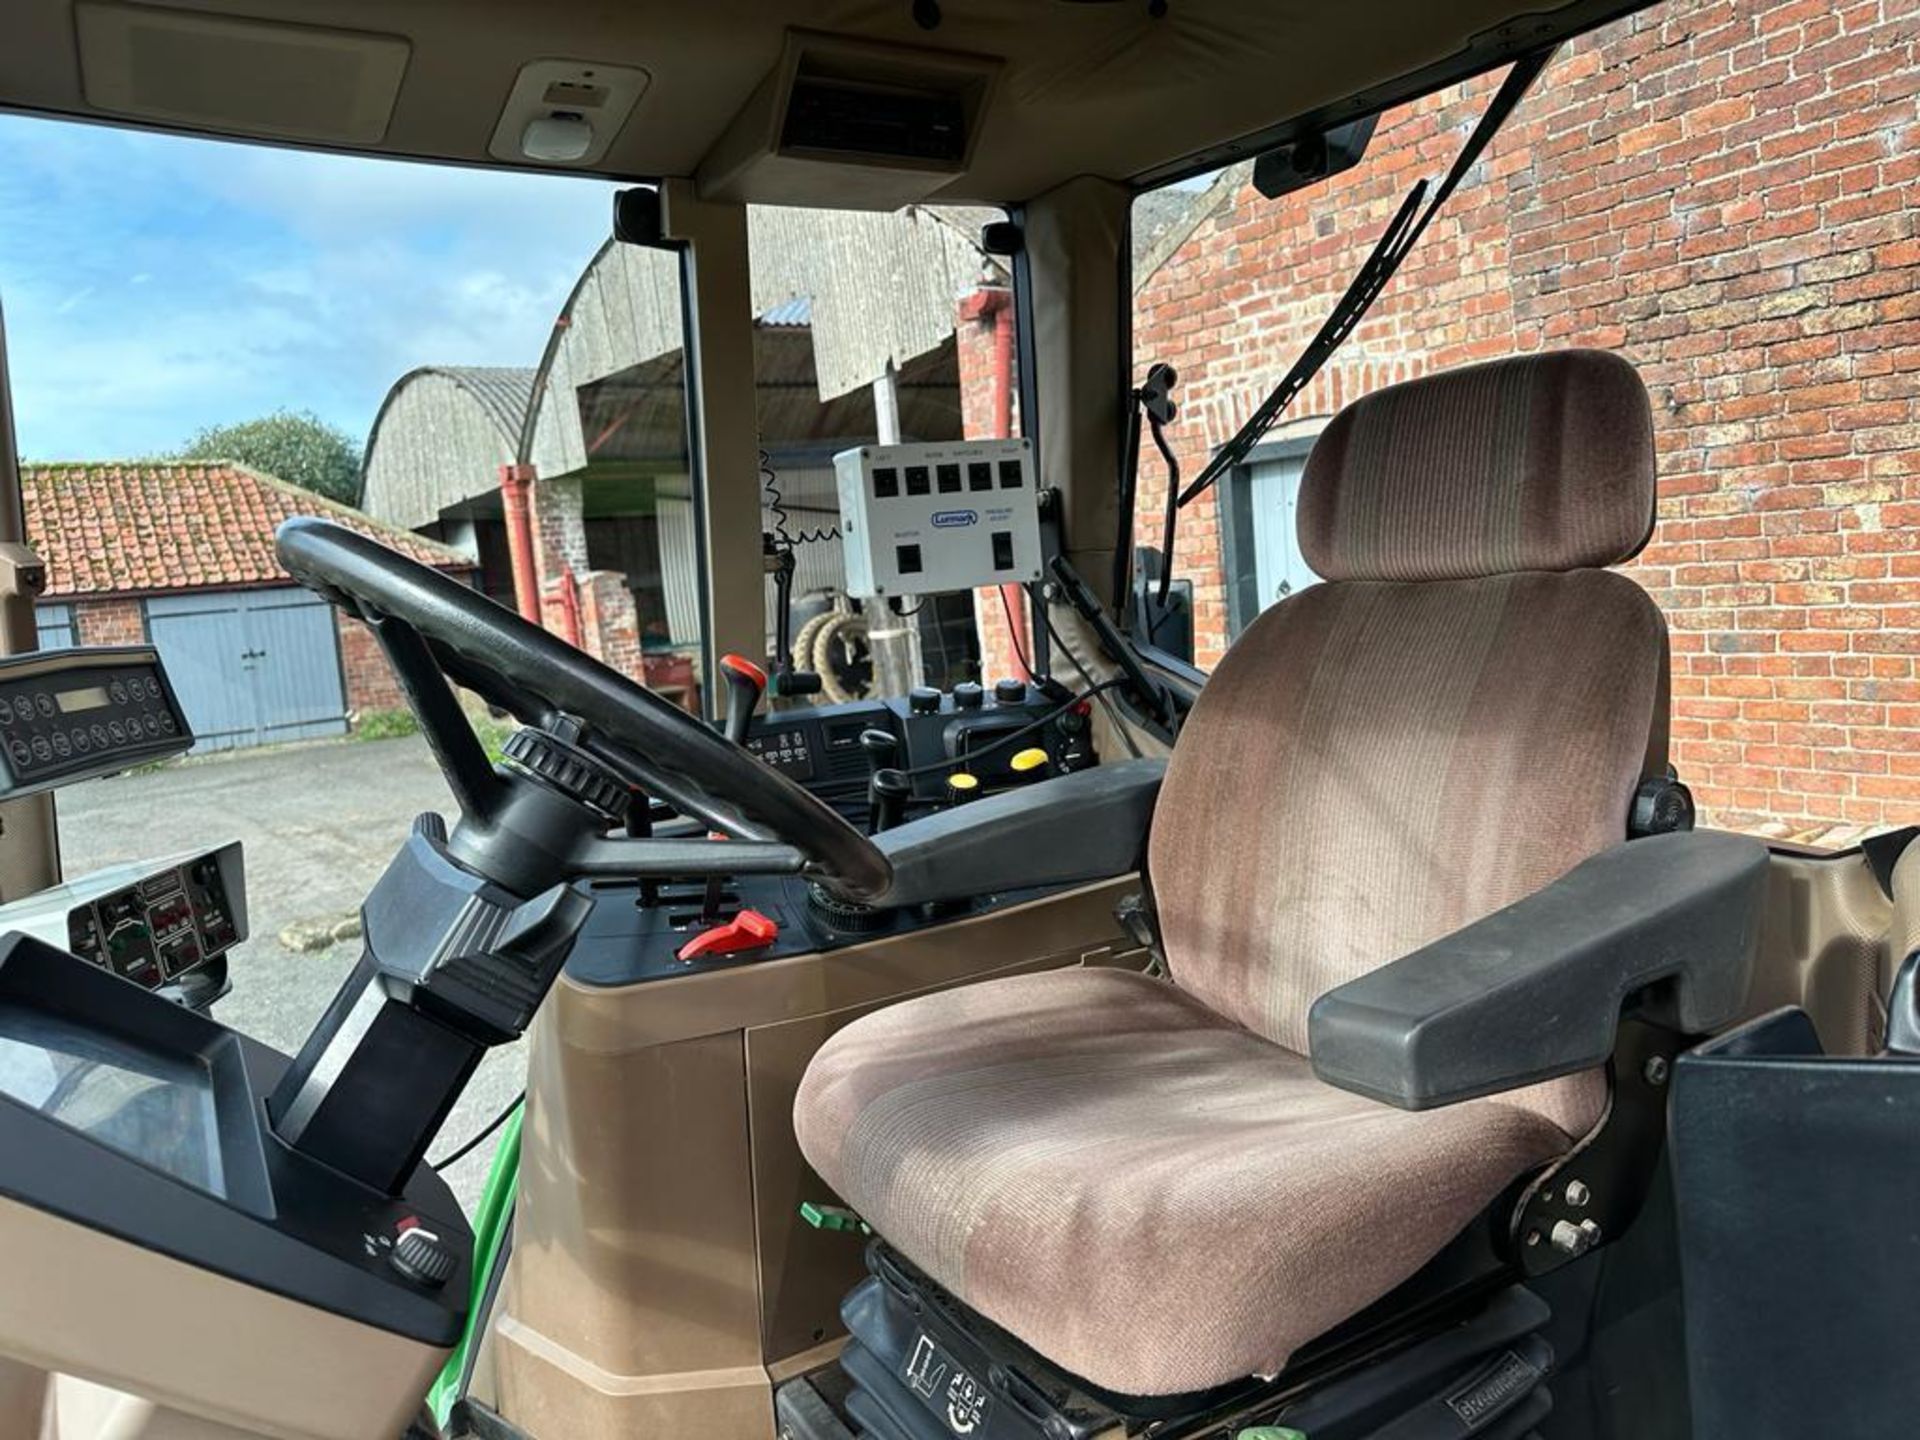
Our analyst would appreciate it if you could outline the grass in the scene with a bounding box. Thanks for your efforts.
[333,702,519,761]
[350,708,420,741]
[472,712,517,764]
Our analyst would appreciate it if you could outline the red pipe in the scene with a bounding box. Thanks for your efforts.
[548,565,584,650]
[499,462,540,623]
[961,286,1032,681]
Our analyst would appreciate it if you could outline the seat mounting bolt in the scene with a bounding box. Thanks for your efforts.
[1643,1055,1671,1087]
[1550,1218,1603,1257]
[1564,1179,1591,1208]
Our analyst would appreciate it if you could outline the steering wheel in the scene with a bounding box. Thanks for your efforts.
[275,516,892,903]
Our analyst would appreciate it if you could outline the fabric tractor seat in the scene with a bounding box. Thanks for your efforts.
[795,350,1694,1399]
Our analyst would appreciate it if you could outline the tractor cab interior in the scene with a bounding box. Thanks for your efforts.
[0,4,1913,1440]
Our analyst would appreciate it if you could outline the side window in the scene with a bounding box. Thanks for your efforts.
[1224,441,1322,640]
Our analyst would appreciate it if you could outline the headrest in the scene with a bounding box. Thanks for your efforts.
[1297,350,1656,582]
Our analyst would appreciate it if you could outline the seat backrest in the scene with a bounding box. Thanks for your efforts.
[1150,350,1665,1065]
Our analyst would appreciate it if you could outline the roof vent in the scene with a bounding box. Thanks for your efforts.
[487,59,650,168]
[700,31,1001,210]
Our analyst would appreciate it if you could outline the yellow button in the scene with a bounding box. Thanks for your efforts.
[1009,747,1049,774]
[946,771,981,793]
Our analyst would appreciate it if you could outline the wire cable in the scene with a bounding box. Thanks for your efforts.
[1042,605,1144,759]
[429,1091,525,1170]
[761,449,839,548]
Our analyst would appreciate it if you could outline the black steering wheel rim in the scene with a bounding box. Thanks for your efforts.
[275,516,891,902]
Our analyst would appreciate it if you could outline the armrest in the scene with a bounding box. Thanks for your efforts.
[870,758,1165,909]
[1308,830,1768,1111]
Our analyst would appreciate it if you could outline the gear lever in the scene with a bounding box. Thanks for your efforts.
[859,728,904,834]
[720,654,768,744]
[704,654,768,921]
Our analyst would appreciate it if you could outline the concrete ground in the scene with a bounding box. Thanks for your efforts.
[57,734,524,1214]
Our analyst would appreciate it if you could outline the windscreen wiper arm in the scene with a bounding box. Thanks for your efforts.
[1175,45,1559,509]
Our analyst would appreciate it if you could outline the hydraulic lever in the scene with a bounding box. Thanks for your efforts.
[705,654,767,921]
[859,727,909,834]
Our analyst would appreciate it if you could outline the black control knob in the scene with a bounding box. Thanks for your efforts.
[502,728,627,818]
[994,677,1027,705]
[952,682,984,710]
[859,728,900,772]
[908,686,943,716]
[390,1225,457,1289]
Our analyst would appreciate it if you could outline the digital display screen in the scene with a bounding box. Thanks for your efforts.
[56,685,110,714]
[0,1002,225,1197]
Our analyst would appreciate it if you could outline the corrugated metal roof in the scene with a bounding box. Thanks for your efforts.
[431,366,538,440]
[758,295,812,327]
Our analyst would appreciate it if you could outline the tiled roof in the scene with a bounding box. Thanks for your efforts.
[22,461,473,599]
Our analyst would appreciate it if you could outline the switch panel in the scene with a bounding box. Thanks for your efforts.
[834,439,1044,598]
[0,645,192,798]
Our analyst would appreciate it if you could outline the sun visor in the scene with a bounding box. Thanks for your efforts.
[74,3,410,145]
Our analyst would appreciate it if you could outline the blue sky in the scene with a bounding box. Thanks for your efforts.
[0,112,619,461]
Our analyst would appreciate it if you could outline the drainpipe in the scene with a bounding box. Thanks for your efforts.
[546,565,584,650]
[499,462,540,623]
[959,286,1031,680]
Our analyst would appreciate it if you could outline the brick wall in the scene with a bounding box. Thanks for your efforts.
[337,612,408,716]
[72,597,145,647]
[1125,0,1919,834]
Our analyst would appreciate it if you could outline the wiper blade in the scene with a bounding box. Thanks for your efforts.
[1177,45,1558,509]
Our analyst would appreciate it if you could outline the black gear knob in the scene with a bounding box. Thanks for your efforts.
[859,727,900,771]
[869,767,911,834]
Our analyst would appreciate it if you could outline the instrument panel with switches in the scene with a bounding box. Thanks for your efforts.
[0,645,192,798]
[742,682,1096,827]
[0,843,247,1009]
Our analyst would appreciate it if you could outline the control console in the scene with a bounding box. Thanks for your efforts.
[0,645,192,797]
[744,680,1095,824]
[835,439,1044,598]
[0,844,246,1005]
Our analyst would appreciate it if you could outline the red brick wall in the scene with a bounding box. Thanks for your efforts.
[73,597,145,647]
[337,612,407,716]
[1127,0,1919,833]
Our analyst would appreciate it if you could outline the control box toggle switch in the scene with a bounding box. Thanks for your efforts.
[835,439,1043,598]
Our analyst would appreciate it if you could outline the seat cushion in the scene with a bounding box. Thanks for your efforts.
[794,966,1595,1397]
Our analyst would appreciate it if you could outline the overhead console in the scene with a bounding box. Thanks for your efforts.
[698,29,1002,208]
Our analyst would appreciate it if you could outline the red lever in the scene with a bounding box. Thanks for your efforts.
[677,908,779,962]
[720,653,769,690]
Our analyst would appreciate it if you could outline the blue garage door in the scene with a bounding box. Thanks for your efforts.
[34,603,74,650]
[145,588,347,752]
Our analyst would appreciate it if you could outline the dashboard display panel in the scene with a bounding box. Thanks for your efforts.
[56,685,111,713]
[0,1002,224,1197]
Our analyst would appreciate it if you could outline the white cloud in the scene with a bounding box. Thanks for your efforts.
[0,112,618,460]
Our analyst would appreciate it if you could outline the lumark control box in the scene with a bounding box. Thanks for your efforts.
[834,439,1043,598]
